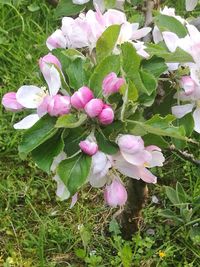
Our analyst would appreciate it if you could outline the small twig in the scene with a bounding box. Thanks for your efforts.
[168,145,200,166]
[143,0,154,42]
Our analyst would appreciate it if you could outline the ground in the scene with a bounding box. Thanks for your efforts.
[0,1,200,266]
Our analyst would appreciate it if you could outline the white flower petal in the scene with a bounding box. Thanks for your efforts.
[53,175,70,201]
[193,107,200,133]
[163,31,179,52]
[131,27,151,40]
[16,85,44,109]
[172,104,194,118]
[152,26,163,44]
[45,65,61,96]
[186,0,198,11]
[121,150,152,166]
[13,114,40,129]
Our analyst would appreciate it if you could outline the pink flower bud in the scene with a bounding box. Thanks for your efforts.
[102,72,125,96]
[180,76,196,96]
[98,104,114,125]
[39,53,61,72]
[117,135,144,154]
[38,95,71,117]
[104,179,127,207]
[71,86,94,109]
[79,140,98,156]
[47,95,71,116]
[84,98,104,118]
[2,92,24,112]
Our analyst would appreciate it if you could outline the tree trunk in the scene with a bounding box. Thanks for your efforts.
[47,0,58,7]
[117,179,148,240]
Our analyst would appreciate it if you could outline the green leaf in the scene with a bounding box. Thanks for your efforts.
[27,3,40,12]
[142,56,168,78]
[127,80,138,101]
[165,186,179,205]
[121,43,156,96]
[96,25,121,62]
[95,131,119,155]
[143,134,168,149]
[89,54,120,97]
[146,43,194,63]
[127,114,188,141]
[32,132,64,174]
[55,114,87,128]
[57,153,92,195]
[53,49,88,90]
[140,70,157,96]
[64,127,88,157]
[154,14,187,38]
[159,209,183,223]
[176,182,188,204]
[121,42,141,75]
[54,0,85,17]
[19,115,57,155]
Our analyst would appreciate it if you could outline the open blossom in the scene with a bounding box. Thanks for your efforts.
[84,98,104,117]
[102,72,125,96]
[104,179,127,207]
[11,53,64,129]
[172,76,200,133]
[98,104,114,125]
[79,139,98,156]
[113,134,165,184]
[47,8,151,55]
[2,92,23,112]
[71,86,94,109]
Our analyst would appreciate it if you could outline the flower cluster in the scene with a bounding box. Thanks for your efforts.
[47,7,151,57]
[4,2,199,208]
[53,133,165,207]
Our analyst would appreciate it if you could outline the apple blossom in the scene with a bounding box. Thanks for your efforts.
[172,76,200,133]
[104,179,127,207]
[71,86,94,109]
[98,104,114,125]
[84,98,104,117]
[79,139,98,156]
[2,92,24,112]
[47,8,151,55]
[102,72,125,96]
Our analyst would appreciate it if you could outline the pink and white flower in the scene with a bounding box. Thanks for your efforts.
[47,8,151,55]
[172,76,200,133]
[113,134,165,184]
[12,54,65,129]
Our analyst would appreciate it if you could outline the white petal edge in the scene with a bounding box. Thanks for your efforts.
[13,114,40,129]
[193,107,200,133]
[172,104,194,118]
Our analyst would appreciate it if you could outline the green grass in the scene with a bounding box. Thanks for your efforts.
[0,1,200,266]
